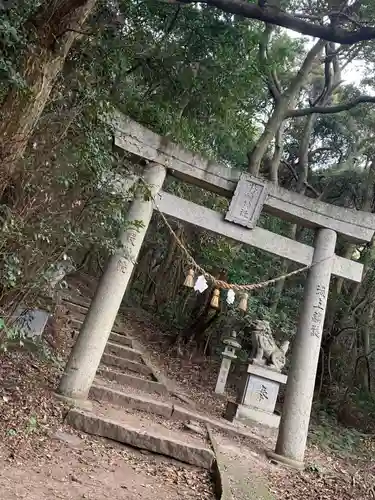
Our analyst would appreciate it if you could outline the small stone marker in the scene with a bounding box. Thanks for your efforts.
[225,174,268,229]
[215,331,241,395]
[12,307,50,339]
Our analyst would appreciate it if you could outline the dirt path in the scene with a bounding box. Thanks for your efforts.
[0,430,213,500]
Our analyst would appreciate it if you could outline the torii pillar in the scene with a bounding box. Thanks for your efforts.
[268,228,337,468]
[58,163,166,402]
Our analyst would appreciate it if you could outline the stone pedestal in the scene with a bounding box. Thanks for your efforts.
[225,363,287,428]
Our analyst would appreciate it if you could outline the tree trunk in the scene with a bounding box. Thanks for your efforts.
[0,0,97,189]
[248,39,325,177]
[360,304,373,391]
[296,114,318,192]
[324,243,355,335]
[269,112,317,313]
[146,227,182,309]
[269,121,286,184]
[269,223,297,313]
[345,162,375,310]
[248,98,289,176]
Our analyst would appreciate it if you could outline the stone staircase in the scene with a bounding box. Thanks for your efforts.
[58,279,274,498]
[60,293,218,470]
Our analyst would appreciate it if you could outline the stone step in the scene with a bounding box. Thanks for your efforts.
[62,301,89,316]
[98,367,167,395]
[61,294,91,309]
[100,353,152,377]
[66,405,214,470]
[105,342,143,363]
[90,383,173,418]
[69,317,124,335]
[109,332,133,347]
[90,378,267,445]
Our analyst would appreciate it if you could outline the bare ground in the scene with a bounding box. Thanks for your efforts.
[0,435,213,500]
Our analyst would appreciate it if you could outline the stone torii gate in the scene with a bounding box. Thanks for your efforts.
[58,114,375,469]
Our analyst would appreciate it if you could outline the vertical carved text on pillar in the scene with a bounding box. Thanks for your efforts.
[310,284,327,339]
[117,257,129,274]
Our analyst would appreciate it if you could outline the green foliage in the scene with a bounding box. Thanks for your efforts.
[309,412,371,459]
[88,1,276,165]
[0,1,40,97]
[26,415,38,433]
[0,315,25,352]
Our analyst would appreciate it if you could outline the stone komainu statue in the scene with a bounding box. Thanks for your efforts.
[250,319,289,372]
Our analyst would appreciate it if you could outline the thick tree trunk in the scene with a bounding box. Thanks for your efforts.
[269,112,316,313]
[248,39,325,177]
[269,223,297,314]
[296,114,318,192]
[248,98,288,176]
[343,163,375,312]
[144,227,182,309]
[269,121,286,184]
[360,305,373,391]
[0,0,97,188]
[324,243,355,335]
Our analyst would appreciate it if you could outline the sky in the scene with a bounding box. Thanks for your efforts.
[286,29,368,87]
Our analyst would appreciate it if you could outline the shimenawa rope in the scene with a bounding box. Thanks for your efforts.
[140,179,332,292]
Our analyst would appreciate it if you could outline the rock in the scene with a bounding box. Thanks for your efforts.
[184,421,207,437]
[54,430,83,448]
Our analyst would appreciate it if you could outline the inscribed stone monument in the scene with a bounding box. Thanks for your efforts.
[12,307,50,339]
[225,175,267,229]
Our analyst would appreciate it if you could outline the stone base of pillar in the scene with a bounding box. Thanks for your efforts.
[266,450,304,470]
[54,392,93,412]
[225,401,280,428]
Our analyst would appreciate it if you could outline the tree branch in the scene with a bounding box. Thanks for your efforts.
[281,160,321,197]
[287,95,375,118]
[259,24,280,101]
[170,0,375,44]
[269,121,285,183]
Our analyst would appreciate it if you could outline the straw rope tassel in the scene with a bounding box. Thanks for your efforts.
[210,288,220,309]
[184,268,195,288]
[238,292,249,312]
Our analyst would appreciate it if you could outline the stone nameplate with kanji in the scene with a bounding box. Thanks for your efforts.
[242,375,279,413]
[225,175,267,229]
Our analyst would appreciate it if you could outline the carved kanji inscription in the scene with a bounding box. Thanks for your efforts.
[225,175,267,229]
